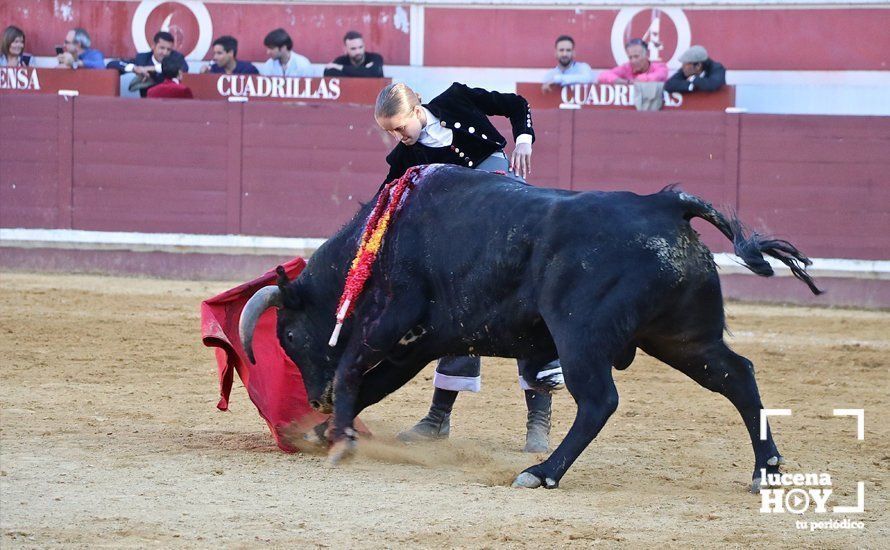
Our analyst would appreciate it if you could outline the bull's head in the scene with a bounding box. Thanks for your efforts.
[239,266,338,413]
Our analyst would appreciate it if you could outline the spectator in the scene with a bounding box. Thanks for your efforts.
[541,35,593,92]
[147,56,193,99]
[0,26,30,67]
[106,31,188,97]
[201,36,258,75]
[258,28,311,77]
[664,45,726,94]
[597,38,667,84]
[57,28,104,69]
[323,31,384,78]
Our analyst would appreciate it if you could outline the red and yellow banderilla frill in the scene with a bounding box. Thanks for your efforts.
[328,166,425,346]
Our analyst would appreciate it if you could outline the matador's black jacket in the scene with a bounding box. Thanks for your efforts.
[382,82,535,184]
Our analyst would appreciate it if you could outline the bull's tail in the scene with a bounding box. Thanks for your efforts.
[668,186,823,295]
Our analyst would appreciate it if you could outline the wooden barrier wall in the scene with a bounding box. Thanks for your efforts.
[2,95,888,263]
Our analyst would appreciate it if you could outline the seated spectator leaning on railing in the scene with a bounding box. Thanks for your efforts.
[0,26,30,67]
[258,28,311,77]
[323,31,384,78]
[541,35,593,92]
[201,35,258,75]
[664,45,726,94]
[147,56,193,99]
[106,31,188,97]
[597,38,667,84]
[57,28,104,69]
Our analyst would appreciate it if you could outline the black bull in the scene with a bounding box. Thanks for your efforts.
[240,164,820,489]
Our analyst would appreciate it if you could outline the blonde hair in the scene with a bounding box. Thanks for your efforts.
[375,82,421,119]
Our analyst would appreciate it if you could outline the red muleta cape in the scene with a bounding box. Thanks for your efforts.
[201,258,366,452]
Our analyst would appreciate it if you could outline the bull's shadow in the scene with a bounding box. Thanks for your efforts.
[240,164,820,490]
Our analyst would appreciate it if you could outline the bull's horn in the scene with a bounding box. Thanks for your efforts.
[239,285,282,364]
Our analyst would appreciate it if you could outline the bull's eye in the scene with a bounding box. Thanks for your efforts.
[286,331,295,343]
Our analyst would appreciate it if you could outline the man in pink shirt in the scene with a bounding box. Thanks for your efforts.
[597,38,668,84]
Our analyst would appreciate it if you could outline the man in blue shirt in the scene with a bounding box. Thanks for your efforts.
[57,28,104,69]
[541,35,594,92]
[259,28,312,77]
[201,35,259,75]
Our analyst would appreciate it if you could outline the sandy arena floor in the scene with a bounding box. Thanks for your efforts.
[1,272,887,548]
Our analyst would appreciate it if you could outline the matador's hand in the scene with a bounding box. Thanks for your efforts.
[511,142,532,179]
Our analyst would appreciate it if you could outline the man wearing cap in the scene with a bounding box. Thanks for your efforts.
[664,45,726,93]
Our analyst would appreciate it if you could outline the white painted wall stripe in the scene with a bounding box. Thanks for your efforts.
[711,254,889,281]
[2,228,887,280]
[409,4,425,66]
[0,228,324,257]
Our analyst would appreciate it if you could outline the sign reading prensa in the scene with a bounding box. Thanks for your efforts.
[183,75,389,105]
[0,68,120,96]
[0,68,41,91]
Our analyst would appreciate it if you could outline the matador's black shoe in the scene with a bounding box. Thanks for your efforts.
[523,390,552,453]
[396,406,451,442]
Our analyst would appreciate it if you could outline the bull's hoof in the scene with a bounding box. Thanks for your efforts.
[750,455,786,493]
[512,472,560,489]
[326,437,357,467]
[767,455,786,467]
[302,421,329,445]
[750,478,763,493]
[751,477,780,493]
[512,472,543,488]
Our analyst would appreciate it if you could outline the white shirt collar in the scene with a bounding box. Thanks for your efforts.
[417,106,453,148]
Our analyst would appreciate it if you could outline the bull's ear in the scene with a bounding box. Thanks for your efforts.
[276,265,290,289]
[275,266,302,310]
[281,280,303,311]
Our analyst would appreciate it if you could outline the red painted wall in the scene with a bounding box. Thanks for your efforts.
[1,95,888,263]
[738,115,890,260]
[70,96,233,234]
[2,1,411,65]
[0,95,62,228]
[2,2,887,70]
[239,102,387,236]
[425,8,890,70]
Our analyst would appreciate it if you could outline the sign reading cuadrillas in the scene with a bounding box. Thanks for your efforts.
[560,83,684,108]
[216,76,341,100]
